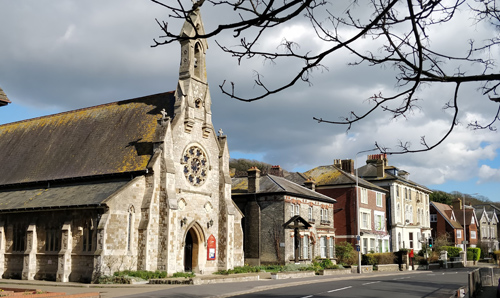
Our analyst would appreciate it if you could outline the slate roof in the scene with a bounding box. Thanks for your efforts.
[303,165,387,193]
[0,179,130,211]
[232,174,336,204]
[432,201,463,229]
[0,92,175,186]
[455,208,477,226]
[357,163,431,192]
[0,87,10,106]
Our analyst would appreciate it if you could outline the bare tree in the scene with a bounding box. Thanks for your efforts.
[152,0,500,154]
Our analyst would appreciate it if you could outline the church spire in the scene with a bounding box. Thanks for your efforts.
[175,7,213,137]
[178,8,208,83]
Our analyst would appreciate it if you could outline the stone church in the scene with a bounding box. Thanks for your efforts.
[0,8,243,282]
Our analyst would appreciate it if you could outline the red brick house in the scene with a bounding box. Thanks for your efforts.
[430,200,478,249]
[303,160,390,253]
[430,201,463,246]
[452,199,479,249]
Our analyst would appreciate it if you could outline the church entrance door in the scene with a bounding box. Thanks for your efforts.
[184,228,199,272]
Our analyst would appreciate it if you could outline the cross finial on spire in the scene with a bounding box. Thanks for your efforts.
[218,128,224,137]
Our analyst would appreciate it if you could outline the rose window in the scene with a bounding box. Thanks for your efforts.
[183,146,208,186]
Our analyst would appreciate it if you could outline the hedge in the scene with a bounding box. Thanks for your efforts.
[467,247,481,261]
[441,246,462,258]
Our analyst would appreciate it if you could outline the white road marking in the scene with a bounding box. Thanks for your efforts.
[300,296,313,298]
[327,286,352,293]
[362,281,381,285]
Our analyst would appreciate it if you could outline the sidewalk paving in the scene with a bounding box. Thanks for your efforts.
[475,286,497,298]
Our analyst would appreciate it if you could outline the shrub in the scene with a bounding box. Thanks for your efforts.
[320,258,334,268]
[441,246,462,258]
[362,254,377,265]
[172,272,195,278]
[335,242,357,265]
[113,270,168,280]
[467,247,481,261]
[97,275,132,284]
[370,252,397,264]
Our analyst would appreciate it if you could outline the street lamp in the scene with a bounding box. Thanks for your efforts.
[355,148,378,274]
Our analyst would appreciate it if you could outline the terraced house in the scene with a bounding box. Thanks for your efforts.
[0,9,243,282]
[303,160,390,254]
[358,154,432,252]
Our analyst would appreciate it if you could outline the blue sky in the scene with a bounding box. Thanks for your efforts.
[0,1,499,202]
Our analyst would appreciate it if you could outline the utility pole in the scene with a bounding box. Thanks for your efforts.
[355,148,378,274]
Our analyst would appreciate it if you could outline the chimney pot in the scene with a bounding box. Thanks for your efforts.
[247,167,261,193]
[269,165,284,177]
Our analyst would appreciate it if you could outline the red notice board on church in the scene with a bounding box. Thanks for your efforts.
[207,234,216,260]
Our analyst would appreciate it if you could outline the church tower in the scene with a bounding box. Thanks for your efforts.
[175,8,212,138]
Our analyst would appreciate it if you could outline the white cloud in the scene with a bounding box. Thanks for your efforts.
[478,165,500,183]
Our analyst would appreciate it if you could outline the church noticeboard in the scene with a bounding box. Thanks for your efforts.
[207,234,216,260]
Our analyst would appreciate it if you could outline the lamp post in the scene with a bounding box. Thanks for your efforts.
[463,194,467,267]
[463,193,479,267]
[355,148,378,274]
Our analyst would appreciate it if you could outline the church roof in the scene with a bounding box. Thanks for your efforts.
[0,179,130,212]
[0,86,11,106]
[0,92,175,186]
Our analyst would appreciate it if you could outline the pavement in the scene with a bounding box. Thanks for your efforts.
[0,267,495,298]
[475,286,498,298]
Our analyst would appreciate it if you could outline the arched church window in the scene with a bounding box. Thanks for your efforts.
[13,224,26,252]
[127,205,135,252]
[45,226,61,252]
[195,98,202,108]
[82,219,94,252]
[194,43,202,78]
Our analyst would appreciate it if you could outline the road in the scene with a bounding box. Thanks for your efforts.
[120,268,473,298]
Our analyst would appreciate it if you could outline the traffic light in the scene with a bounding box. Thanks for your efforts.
[428,237,433,248]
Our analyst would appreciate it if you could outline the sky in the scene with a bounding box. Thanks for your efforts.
[0,1,499,201]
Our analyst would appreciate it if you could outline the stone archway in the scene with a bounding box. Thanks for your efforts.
[183,222,205,273]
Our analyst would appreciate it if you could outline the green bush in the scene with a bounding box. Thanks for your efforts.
[441,246,462,258]
[97,275,132,284]
[335,242,357,265]
[172,272,195,278]
[362,254,377,265]
[371,252,397,264]
[467,247,481,261]
[113,270,168,280]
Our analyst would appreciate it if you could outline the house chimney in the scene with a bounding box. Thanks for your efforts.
[269,165,284,177]
[333,159,341,167]
[366,154,387,178]
[247,167,261,193]
[304,178,316,191]
[341,159,355,175]
[452,198,463,211]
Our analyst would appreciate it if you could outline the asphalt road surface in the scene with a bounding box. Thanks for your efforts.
[121,268,473,298]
